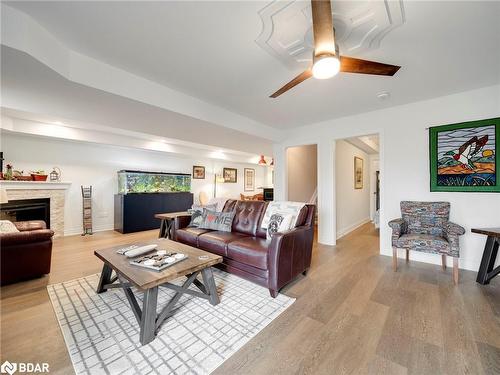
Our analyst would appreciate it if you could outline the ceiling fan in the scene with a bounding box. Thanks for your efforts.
[269,0,401,98]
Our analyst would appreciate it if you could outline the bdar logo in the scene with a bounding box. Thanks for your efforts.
[0,361,17,375]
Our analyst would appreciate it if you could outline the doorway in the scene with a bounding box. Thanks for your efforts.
[286,144,318,208]
[335,134,380,239]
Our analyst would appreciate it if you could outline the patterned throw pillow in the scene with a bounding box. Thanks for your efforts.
[199,209,235,232]
[0,220,19,234]
[267,213,294,240]
[188,204,217,228]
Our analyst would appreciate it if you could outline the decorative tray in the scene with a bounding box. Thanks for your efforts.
[129,251,188,271]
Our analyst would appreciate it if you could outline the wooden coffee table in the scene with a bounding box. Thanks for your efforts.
[94,239,222,345]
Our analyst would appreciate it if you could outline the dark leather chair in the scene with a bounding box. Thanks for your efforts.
[0,220,54,285]
[173,200,315,297]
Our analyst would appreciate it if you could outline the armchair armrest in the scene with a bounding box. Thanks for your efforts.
[14,220,47,231]
[268,225,314,293]
[445,222,465,236]
[0,229,54,246]
[389,218,406,245]
[443,221,465,258]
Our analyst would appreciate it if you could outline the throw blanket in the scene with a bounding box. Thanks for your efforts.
[261,201,306,230]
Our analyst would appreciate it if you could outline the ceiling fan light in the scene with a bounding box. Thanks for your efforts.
[312,55,340,79]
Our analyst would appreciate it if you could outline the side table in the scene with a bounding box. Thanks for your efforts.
[472,227,500,285]
[155,211,191,239]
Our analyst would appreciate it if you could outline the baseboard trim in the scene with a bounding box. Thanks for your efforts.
[337,217,371,240]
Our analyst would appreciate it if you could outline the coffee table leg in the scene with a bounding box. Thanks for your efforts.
[96,264,113,293]
[476,236,499,285]
[140,287,159,345]
[201,268,220,306]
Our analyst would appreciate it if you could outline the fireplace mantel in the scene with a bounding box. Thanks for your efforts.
[0,180,71,190]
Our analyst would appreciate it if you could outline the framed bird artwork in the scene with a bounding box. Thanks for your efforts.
[429,117,499,192]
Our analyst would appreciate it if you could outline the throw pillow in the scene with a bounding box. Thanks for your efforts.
[188,204,217,228]
[0,220,19,234]
[199,209,235,232]
[266,213,295,240]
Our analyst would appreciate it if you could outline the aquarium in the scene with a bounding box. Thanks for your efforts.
[117,170,191,194]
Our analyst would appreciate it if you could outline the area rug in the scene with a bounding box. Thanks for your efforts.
[47,270,294,375]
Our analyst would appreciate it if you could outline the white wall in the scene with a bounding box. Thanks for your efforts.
[1,133,268,236]
[369,156,380,221]
[335,140,371,238]
[287,144,317,203]
[274,84,500,271]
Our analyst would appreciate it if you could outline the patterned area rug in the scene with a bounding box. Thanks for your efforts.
[48,270,294,375]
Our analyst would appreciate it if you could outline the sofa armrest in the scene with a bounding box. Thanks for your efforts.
[268,225,314,292]
[172,215,192,240]
[14,220,47,231]
[0,229,54,246]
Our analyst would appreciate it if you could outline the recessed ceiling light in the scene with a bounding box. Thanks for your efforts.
[53,121,64,125]
[377,91,390,101]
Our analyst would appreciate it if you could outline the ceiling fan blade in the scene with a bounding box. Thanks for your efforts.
[340,56,401,76]
[311,0,336,56]
[270,69,313,98]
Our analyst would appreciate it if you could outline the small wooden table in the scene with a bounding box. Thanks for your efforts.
[472,228,500,285]
[94,239,222,345]
[155,211,191,239]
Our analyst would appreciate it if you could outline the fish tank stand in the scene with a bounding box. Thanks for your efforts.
[114,170,193,234]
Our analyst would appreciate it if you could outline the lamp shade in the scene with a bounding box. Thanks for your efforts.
[0,188,9,204]
[258,155,267,165]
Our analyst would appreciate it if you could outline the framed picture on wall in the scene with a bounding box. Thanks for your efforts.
[223,167,237,183]
[192,166,205,179]
[244,168,255,191]
[354,156,363,189]
[429,117,499,192]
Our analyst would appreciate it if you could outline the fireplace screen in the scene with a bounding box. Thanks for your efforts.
[0,198,50,227]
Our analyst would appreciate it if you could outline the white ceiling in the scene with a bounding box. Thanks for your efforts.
[1,46,274,156]
[3,1,500,130]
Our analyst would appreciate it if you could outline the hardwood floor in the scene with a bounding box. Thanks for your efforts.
[1,224,499,374]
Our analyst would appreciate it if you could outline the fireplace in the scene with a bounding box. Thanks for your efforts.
[0,198,51,228]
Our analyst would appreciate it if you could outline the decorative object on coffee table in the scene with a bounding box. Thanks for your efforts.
[192,165,205,179]
[429,117,499,192]
[244,168,255,191]
[94,239,222,345]
[471,227,500,285]
[223,167,237,183]
[354,156,363,189]
[81,186,93,235]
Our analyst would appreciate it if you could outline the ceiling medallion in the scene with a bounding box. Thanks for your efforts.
[256,0,405,70]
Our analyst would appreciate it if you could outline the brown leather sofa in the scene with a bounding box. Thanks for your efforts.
[173,200,315,297]
[0,220,54,285]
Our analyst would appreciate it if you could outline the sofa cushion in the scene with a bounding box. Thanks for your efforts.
[227,237,270,270]
[199,209,235,232]
[198,231,248,256]
[232,201,267,236]
[176,227,212,247]
[394,234,450,254]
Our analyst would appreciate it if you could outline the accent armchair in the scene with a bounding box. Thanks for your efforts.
[389,201,465,284]
[0,220,54,285]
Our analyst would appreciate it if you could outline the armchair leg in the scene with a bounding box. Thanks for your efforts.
[441,254,447,270]
[453,258,459,285]
[269,289,279,298]
[406,249,409,263]
[392,247,398,272]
